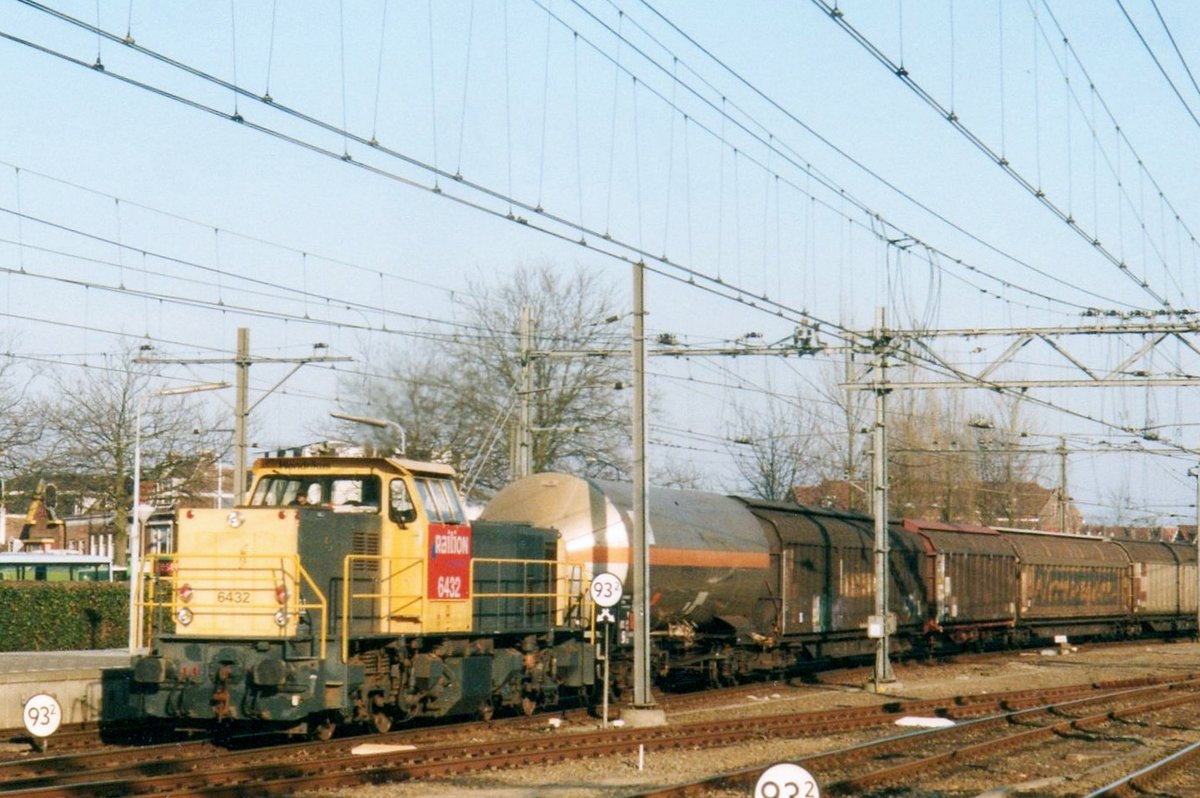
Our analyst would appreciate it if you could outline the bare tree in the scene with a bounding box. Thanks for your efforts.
[728,397,823,501]
[341,261,629,499]
[880,390,1049,525]
[652,456,715,491]
[811,357,871,511]
[0,345,43,472]
[35,346,227,564]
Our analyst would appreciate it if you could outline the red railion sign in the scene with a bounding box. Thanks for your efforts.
[428,524,472,599]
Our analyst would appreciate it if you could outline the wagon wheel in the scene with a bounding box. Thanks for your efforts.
[371,711,393,734]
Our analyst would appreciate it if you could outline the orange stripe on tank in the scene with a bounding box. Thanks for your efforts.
[564,547,768,569]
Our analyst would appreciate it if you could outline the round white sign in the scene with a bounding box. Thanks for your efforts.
[755,763,820,798]
[589,572,624,608]
[23,693,62,738]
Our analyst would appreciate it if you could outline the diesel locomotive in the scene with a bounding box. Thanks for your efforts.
[130,459,1199,735]
[129,455,596,737]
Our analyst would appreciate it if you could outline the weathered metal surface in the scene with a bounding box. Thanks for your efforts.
[902,521,1018,625]
[743,501,924,635]
[1112,540,1182,615]
[1002,530,1128,619]
[1165,541,1199,617]
[481,473,770,629]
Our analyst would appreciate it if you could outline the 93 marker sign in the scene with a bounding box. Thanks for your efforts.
[589,572,623,608]
[23,693,62,738]
[755,763,819,798]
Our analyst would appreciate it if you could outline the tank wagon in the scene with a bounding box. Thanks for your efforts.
[482,473,1199,686]
[129,456,595,736]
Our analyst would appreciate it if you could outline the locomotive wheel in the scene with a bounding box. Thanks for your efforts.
[521,696,537,716]
[479,701,495,722]
[312,716,337,741]
[371,711,393,734]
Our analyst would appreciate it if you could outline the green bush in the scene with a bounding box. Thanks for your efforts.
[0,582,128,651]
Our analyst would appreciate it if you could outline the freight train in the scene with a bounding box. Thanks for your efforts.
[129,458,1199,735]
[486,474,1198,683]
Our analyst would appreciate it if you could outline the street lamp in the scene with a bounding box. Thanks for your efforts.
[330,412,407,456]
[129,381,229,653]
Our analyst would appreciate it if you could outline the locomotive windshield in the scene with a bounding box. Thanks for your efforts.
[250,475,382,511]
[414,477,465,524]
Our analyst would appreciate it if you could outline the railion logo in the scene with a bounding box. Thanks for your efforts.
[432,530,470,558]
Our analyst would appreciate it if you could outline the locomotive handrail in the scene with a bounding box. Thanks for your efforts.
[341,555,424,663]
[138,553,329,658]
[470,557,592,630]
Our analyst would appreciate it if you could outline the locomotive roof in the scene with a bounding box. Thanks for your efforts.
[251,455,457,477]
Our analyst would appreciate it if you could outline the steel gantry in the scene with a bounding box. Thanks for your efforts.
[844,310,1200,689]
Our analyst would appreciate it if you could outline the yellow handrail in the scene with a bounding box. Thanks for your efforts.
[139,553,328,658]
[341,555,424,663]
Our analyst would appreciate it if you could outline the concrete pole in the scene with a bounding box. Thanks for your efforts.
[1057,436,1068,532]
[632,260,655,709]
[515,306,533,479]
[128,396,144,653]
[233,328,250,505]
[871,306,895,689]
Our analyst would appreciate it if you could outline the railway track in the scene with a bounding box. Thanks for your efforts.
[0,720,197,755]
[631,678,1200,797]
[2,673,1195,797]
[1084,738,1200,797]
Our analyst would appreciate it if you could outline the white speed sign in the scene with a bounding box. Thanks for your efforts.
[755,763,819,798]
[23,693,62,738]
[589,572,624,608]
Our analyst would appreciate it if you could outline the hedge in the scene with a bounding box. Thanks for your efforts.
[0,582,128,651]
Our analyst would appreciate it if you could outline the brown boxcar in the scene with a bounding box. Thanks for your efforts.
[1112,539,1199,635]
[1113,539,1182,617]
[742,500,925,654]
[1175,541,1199,619]
[998,528,1130,635]
[901,519,1019,642]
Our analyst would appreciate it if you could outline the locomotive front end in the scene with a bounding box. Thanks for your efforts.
[130,506,338,732]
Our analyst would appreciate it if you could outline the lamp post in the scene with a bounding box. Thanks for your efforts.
[330,412,407,456]
[129,381,229,653]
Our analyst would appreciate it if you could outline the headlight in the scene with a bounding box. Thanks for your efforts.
[226,511,244,528]
[176,607,194,626]
[274,609,288,627]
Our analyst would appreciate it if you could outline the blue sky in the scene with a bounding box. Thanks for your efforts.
[3,0,1200,521]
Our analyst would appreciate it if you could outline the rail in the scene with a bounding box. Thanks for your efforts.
[138,553,329,658]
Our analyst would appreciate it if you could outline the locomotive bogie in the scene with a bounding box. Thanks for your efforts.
[131,636,342,727]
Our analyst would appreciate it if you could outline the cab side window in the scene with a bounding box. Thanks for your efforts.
[389,479,417,524]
